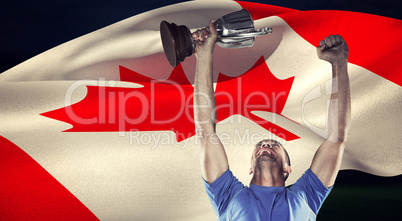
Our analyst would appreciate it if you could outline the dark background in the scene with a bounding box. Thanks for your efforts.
[1,0,401,73]
[1,0,401,220]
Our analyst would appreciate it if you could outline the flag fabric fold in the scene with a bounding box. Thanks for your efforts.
[1,0,401,220]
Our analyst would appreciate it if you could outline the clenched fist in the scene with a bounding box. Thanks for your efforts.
[317,35,348,65]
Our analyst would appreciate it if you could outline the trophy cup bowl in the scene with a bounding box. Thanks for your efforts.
[160,9,272,67]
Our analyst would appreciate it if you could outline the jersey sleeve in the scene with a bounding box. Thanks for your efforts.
[288,168,333,214]
[202,168,245,216]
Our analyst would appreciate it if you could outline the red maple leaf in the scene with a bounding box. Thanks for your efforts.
[215,56,298,141]
[40,56,299,142]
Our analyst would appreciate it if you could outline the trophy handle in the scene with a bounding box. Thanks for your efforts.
[221,27,272,39]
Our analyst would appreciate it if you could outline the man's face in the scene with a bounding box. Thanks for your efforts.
[251,139,287,167]
[250,139,292,180]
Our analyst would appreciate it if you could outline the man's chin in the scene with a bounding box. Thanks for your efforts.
[257,154,273,161]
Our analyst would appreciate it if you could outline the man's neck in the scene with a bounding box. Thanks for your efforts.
[250,166,285,187]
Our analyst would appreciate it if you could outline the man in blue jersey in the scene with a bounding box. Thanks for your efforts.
[193,20,351,220]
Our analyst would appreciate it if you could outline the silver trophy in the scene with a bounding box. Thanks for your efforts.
[160,9,272,67]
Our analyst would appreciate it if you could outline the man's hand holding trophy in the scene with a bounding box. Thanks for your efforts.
[160,9,272,67]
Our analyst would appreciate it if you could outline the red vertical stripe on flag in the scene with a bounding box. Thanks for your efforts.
[237,1,402,86]
[278,10,402,86]
[0,136,99,221]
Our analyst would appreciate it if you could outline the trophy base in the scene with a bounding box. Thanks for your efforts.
[160,21,194,67]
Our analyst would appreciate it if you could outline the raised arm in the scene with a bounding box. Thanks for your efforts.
[311,35,351,187]
[194,20,228,183]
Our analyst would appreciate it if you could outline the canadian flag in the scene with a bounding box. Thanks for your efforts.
[0,0,401,220]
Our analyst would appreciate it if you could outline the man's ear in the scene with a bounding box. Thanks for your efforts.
[283,165,292,179]
[284,165,292,174]
[249,168,253,175]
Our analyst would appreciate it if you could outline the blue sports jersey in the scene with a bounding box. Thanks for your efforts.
[203,168,332,221]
